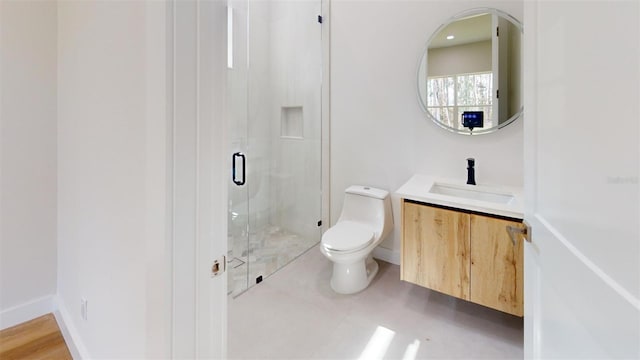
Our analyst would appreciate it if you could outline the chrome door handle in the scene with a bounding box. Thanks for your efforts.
[232,152,246,186]
[506,220,532,246]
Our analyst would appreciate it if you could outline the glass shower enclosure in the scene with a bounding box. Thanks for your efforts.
[227,0,323,296]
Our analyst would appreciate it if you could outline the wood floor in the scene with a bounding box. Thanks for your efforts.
[0,314,72,360]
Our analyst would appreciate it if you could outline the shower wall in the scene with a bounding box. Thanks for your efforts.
[268,1,322,239]
[246,0,321,239]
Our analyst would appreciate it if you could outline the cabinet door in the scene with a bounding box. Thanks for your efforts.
[402,202,470,300]
[470,215,524,316]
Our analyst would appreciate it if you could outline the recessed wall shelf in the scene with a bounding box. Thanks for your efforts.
[281,106,304,139]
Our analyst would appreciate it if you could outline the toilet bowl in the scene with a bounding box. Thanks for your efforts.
[320,185,393,294]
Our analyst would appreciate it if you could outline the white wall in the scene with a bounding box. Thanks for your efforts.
[428,40,492,76]
[0,0,58,327]
[268,0,322,239]
[228,0,323,247]
[330,0,524,259]
[57,1,169,357]
[507,20,521,121]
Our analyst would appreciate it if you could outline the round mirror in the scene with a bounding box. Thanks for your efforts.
[417,8,523,135]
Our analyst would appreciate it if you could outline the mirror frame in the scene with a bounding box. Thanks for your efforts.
[417,8,524,135]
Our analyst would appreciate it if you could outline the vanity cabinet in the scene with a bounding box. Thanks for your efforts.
[401,199,524,316]
[401,202,470,300]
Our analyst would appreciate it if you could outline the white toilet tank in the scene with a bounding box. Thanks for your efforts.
[338,185,394,241]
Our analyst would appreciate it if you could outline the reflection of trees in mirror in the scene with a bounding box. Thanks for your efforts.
[427,71,493,130]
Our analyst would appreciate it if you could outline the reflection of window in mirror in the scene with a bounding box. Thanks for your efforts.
[426,72,494,130]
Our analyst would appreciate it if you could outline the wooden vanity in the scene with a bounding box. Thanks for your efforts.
[400,199,524,316]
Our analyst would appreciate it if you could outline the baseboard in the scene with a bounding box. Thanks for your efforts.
[372,246,400,265]
[0,295,89,359]
[0,294,56,330]
[54,296,90,360]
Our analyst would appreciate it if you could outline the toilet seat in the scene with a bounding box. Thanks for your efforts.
[321,221,374,252]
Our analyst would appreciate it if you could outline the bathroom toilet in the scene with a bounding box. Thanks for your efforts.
[320,185,393,294]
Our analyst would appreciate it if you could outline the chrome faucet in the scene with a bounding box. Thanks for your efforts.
[466,158,476,185]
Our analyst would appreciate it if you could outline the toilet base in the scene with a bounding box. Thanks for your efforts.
[330,255,379,294]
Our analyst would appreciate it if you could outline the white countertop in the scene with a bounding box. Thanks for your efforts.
[396,174,524,219]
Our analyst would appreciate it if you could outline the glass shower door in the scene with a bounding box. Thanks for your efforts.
[227,0,250,297]
[228,0,323,297]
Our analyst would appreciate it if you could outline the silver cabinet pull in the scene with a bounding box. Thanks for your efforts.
[506,220,532,245]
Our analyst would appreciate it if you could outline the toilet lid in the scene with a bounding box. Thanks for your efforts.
[322,221,375,252]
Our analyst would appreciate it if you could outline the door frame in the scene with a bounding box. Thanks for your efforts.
[169,0,228,358]
[522,1,538,357]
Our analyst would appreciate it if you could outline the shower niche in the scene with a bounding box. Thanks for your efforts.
[281,106,304,139]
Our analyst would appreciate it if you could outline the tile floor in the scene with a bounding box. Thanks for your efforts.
[228,245,523,359]
[229,225,319,297]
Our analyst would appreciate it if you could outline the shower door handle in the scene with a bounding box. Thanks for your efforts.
[232,152,246,186]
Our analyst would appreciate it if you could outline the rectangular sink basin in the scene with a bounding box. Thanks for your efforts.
[428,182,515,204]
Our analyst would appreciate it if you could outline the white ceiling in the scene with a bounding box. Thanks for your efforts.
[429,13,492,49]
